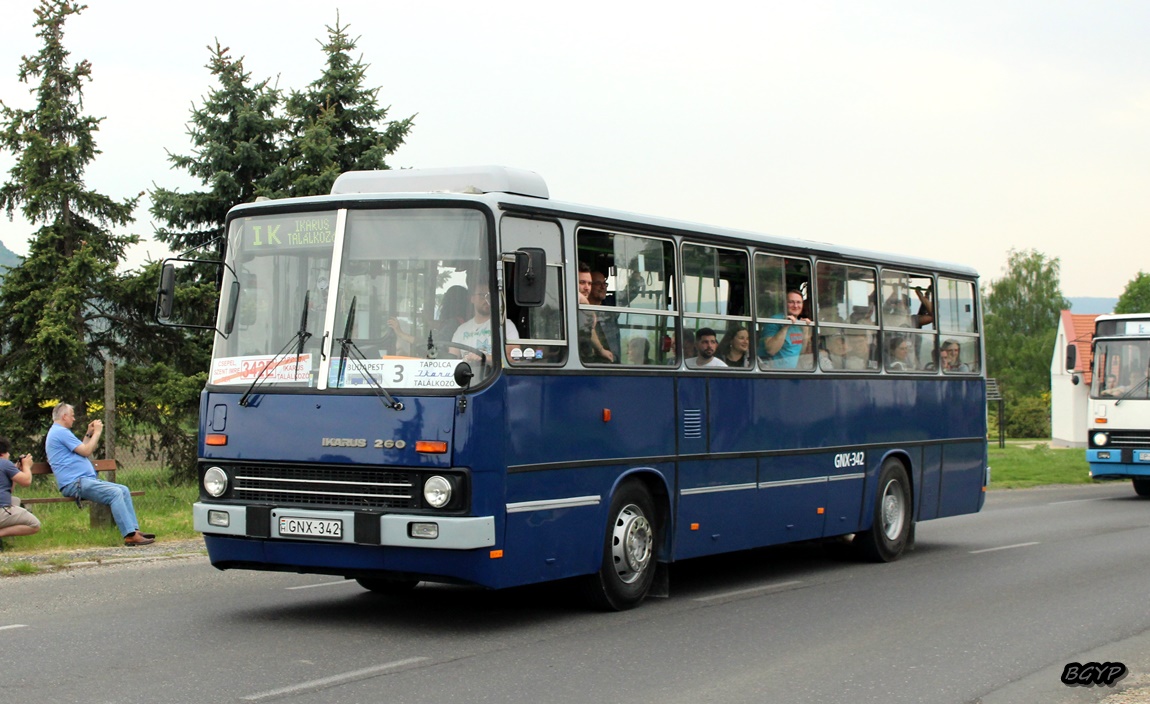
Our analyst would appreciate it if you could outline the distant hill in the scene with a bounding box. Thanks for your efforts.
[1068,297,1117,315]
[0,240,21,275]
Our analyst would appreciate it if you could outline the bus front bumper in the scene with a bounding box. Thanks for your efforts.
[193,502,496,550]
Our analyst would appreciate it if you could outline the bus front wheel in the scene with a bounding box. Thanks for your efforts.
[584,481,658,611]
[855,459,912,563]
[1133,478,1150,497]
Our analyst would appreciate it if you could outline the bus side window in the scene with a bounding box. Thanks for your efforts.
[501,216,566,365]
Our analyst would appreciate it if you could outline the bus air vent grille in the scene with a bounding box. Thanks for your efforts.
[230,464,419,509]
[1102,431,1150,448]
[683,409,703,439]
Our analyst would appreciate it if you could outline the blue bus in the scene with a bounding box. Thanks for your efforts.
[1086,314,1150,495]
[157,166,988,610]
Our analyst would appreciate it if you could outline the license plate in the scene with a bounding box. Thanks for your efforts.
[1139,451,1150,462]
[278,516,342,539]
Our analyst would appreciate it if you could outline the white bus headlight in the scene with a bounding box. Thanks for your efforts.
[203,466,229,498]
[1093,432,1109,447]
[423,475,452,508]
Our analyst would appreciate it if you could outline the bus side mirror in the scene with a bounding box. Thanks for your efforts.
[454,362,474,389]
[223,280,241,335]
[153,256,229,334]
[513,247,547,307]
[156,262,176,320]
[1065,344,1077,372]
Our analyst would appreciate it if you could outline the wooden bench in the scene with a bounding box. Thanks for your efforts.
[19,459,145,529]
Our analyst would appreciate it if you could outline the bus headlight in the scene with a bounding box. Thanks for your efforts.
[203,466,229,498]
[1093,432,1109,447]
[423,475,452,508]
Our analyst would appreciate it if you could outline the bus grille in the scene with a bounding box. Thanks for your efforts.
[1103,431,1150,448]
[230,464,419,509]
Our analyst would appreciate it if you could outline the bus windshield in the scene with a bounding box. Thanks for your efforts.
[1092,339,1150,401]
[210,207,493,391]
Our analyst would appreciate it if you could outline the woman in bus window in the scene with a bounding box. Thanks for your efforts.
[941,339,971,373]
[887,335,914,371]
[718,326,752,368]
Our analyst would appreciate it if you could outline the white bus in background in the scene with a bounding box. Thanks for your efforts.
[1086,314,1150,495]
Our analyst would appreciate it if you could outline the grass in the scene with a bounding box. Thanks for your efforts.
[0,440,1109,557]
[3,469,199,556]
[988,439,1096,489]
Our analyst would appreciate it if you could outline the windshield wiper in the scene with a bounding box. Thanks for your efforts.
[335,296,404,412]
[239,291,312,407]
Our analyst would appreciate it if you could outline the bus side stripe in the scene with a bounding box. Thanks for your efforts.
[506,495,602,514]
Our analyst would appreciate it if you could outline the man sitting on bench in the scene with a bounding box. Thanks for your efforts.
[45,403,155,546]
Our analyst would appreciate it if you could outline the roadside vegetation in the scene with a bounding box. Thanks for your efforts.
[988,440,1095,488]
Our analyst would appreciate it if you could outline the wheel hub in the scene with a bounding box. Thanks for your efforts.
[611,504,653,584]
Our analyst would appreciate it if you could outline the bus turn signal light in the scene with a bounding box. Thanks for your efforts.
[416,440,448,454]
[205,434,227,446]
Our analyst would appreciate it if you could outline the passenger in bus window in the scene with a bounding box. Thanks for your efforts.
[761,289,811,368]
[885,288,935,329]
[666,328,696,366]
[718,326,753,368]
[626,337,653,365]
[941,339,970,373]
[844,331,876,370]
[687,327,727,368]
[887,335,914,371]
[576,263,615,363]
[388,285,470,356]
[450,282,519,363]
[589,269,621,362]
[819,333,848,370]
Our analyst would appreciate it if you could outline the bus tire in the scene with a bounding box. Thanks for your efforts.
[855,458,912,563]
[355,577,419,595]
[1133,478,1150,497]
[583,481,658,611]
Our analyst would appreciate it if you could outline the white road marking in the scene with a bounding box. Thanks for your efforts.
[241,657,429,701]
[0,624,28,631]
[284,578,358,591]
[694,580,804,602]
[969,541,1040,554]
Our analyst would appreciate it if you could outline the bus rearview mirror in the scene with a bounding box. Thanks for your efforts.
[513,247,547,307]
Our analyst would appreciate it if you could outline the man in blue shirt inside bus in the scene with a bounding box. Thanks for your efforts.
[46,403,155,546]
[761,289,811,368]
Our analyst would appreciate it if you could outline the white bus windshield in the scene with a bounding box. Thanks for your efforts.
[1092,339,1150,401]
[210,207,495,391]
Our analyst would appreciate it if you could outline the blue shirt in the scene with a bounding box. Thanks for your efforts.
[1,458,18,506]
[46,423,97,489]
[761,322,806,368]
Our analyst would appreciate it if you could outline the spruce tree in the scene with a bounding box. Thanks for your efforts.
[0,0,139,443]
[132,43,284,479]
[150,42,285,258]
[270,14,415,197]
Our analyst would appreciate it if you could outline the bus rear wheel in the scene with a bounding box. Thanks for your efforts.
[1133,478,1150,497]
[583,481,658,611]
[356,577,419,595]
[855,458,912,563]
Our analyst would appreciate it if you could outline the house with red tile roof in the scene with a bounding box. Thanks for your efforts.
[1051,310,1100,447]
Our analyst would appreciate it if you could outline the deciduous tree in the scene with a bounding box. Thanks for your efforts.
[1115,271,1150,314]
[983,249,1069,399]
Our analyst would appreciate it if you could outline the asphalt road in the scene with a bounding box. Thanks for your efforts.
[3,483,1150,704]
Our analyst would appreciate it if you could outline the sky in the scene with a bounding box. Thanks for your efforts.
[0,0,1146,298]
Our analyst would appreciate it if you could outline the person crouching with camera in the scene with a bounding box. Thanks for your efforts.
[0,436,42,546]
